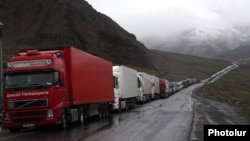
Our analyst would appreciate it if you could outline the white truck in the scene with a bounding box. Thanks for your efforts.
[151,75,160,99]
[137,72,152,103]
[159,79,170,98]
[113,65,138,111]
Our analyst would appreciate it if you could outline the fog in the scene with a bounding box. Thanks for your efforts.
[86,0,250,39]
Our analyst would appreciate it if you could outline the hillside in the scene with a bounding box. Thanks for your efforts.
[197,64,250,122]
[0,0,150,69]
[218,44,250,61]
[147,50,229,81]
[0,0,230,81]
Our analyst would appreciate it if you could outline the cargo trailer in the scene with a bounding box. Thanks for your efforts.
[113,65,138,111]
[3,47,114,132]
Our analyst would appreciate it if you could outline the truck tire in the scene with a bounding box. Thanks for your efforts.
[98,104,103,120]
[132,98,136,109]
[78,107,85,125]
[9,128,20,133]
[118,100,122,113]
[104,104,109,119]
[125,99,128,111]
[100,104,108,120]
[61,110,68,130]
[107,104,113,118]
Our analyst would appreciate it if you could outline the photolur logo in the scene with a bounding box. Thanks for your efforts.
[6,91,49,98]
[204,125,250,141]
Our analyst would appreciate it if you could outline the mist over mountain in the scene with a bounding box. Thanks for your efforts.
[142,26,250,59]
[0,0,230,80]
[86,0,250,60]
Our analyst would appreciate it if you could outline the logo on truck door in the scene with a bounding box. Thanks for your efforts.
[8,101,15,108]
[6,91,49,98]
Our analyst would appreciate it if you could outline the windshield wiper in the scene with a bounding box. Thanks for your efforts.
[29,83,52,88]
[5,84,22,90]
[29,83,46,88]
[6,84,21,88]
[6,83,51,90]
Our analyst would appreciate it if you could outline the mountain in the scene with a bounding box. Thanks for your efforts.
[0,0,150,69]
[142,27,250,58]
[0,0,230,81]
[218,44,250,61]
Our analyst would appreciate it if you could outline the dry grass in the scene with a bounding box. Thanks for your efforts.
[197,64,250,122]
[148,50,230,81]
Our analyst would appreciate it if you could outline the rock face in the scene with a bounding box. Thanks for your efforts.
[0,0,150,68]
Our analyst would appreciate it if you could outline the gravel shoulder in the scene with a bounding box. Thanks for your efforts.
[190,94,248,141]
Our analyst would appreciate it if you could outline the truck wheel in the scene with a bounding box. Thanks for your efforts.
[61,111,68,130]
[118,100,122,113]
[78,109,85,125]
[125,99,128,111]
[98,104,103,120]
[103,104,106,119]
[104,104,109,119]
[9,128,20,133]
[132,98,136,109]
[107,104,113,118]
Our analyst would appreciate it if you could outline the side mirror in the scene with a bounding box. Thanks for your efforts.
[54,71,65,86]
[60,71,65,81]
[58,71,65,86]
[58,81,64,86]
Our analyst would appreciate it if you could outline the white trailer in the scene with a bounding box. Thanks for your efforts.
[150,75,160,99]
[165,79,170,95]
[113,65,138,111]
[176,81,183,91]
[137,72,152,103]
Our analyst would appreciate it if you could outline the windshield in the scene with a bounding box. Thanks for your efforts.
[4,71,54,90]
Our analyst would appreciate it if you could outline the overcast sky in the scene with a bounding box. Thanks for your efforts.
[86,0,250,39]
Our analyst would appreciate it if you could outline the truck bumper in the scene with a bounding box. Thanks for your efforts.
[136,96,144,102]
[113,97,120,110]
[3,108,62,129]
[113,103,119,110]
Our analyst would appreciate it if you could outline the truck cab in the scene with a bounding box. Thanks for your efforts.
[3,49,68,131]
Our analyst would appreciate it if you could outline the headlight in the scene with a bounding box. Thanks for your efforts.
[4,113,9,121]
[47,109,53,120]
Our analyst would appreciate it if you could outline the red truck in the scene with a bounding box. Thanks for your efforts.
[2,46,114,132]
[159,79,169,98]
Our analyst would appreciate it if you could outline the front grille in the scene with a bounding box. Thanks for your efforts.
[14,117,43,123]
[8,99,48,109]
[10,110,46,124]
[11,111,45,117]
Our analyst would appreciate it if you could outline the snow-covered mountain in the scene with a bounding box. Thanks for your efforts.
[141,26,250,58]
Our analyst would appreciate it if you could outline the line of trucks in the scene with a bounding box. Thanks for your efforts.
[1,46,198,132]
[202,63,238,84]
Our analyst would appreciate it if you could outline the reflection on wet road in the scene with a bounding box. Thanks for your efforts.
[0,84,203,141]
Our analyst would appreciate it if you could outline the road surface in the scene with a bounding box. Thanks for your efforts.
[0,83,246,141]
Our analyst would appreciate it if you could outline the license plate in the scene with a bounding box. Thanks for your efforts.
[22,124,35,128]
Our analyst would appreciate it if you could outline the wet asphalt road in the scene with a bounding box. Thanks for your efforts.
[0,83,246,141]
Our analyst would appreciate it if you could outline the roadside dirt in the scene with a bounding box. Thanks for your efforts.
[190,95,248,141]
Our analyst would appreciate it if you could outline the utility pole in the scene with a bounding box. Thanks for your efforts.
[0,22,3,112]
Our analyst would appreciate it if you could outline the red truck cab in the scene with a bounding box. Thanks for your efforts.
[3,48,68,131]
[3,47,114,132]
[159,79,169,98]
